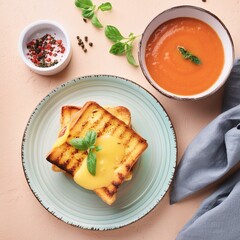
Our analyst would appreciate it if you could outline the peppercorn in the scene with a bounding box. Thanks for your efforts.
[76,35,94,53]
[26,33,65,68]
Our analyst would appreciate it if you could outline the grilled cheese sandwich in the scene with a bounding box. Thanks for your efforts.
[46,101,148,205]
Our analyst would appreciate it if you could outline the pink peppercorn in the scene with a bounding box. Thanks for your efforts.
[26,33,65,68]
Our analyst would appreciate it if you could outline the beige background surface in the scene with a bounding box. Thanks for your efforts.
[1,0,240,239]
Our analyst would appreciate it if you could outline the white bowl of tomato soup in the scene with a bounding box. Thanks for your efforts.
[139,5,234,100]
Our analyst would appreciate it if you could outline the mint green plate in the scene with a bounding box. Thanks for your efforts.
[21,75,177,230]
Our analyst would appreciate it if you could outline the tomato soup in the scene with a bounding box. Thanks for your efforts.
[145,17,224,96]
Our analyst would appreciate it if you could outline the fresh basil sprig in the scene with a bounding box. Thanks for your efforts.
[75,0,112,28]
[105,25,139,67]
[177,46,202,65]
[70,130,102,176]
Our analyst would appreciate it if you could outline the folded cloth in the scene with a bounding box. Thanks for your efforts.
[170,105,240,204]
[176,168,240,240]
[170,60,240,239]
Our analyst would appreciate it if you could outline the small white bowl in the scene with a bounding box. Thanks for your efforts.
[19,20,72,76]
[139,5,235,100]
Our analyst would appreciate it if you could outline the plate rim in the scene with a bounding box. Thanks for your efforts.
[21,74,177,230]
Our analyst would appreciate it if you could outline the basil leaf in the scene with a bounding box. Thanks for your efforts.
[126,45,138,66]
[70,138,89,150]
[95,145,102,152]
[178,47,191,59]
[70,130,101,176]
[85,130,97,146]
[177,46,201,65]
[190,55,202,65]
[105,25,124,42]
[82,8,95,18]
[98,2,112,11]
[87,150,96,176]
[75,0,93,9]
[178,46,187,57]
[91,14,103,28]
[109,42,126,55]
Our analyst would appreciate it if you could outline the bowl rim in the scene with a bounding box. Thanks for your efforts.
[138,5,235,100]
[18,19,72,73]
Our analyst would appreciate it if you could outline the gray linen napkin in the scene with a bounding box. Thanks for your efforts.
[176,168,240,239]
[170,61,240,239]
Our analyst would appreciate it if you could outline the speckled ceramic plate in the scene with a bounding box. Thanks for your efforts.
[21,75,177,230]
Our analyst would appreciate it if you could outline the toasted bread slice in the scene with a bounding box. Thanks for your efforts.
[47,101,148,205]
[52,105,132,178]
[60,105,131,128]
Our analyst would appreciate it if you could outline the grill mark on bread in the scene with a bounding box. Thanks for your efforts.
[118,172,124,181]
[110,122,121,135]
[71,108,105,138]
[118,125,128,139]
[48,159,72,174]
[81,121,88,128]
[102,186,118,197]
[119,137,147,165]
[68,165,77,175]
[85,110,105,134]
[99,113,119,136]
[98,120,111,137]
[111,173,125,188]
[48,142,87,176]
[62,159,70,169]
[112,181,121,188]
[125,164,131,172]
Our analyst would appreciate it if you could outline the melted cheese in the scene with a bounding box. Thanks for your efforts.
[73,135,125,190]
[53,125,70,148]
